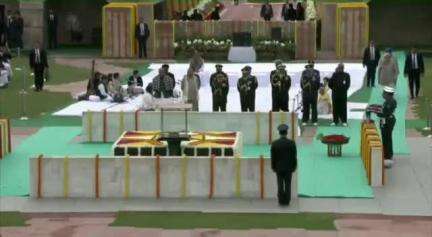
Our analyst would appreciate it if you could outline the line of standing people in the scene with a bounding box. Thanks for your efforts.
[261,0,305,21]
[0,11,24,51]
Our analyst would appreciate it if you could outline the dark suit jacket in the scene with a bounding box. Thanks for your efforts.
[135,23,150,40]
[8,17,23,39]
[260,4,274,18]
[362,47,380,68]
[281,4,296,21]
[404,53,425,74]
[191,13,203,21]
[167,72,175,88]
[29,49,48,70]
[271,137,297,173]
[128,75,143,87]
[329,71,351,99]
[47,13,58,31]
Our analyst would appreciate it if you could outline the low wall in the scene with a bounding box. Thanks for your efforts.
[82,111,298,145]
[30,156,298,199]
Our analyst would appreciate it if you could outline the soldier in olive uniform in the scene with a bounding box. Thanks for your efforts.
[270,62,291,112]
[301,60,321,125]
[237,66,258,112]
[271,124,297,206]
[376,86,397,168]
[210,64,229,112]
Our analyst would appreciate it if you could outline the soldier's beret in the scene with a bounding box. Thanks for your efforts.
[274,59,283,66]
[242,66,251,71]
[277,64,286,69]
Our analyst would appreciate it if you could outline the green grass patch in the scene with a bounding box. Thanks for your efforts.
[0,55,91,119]
[0,212,27,227]
[110,212,336,230]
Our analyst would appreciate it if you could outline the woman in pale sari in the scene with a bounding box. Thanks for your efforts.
[181,67,201,111]
[377,50,399,88]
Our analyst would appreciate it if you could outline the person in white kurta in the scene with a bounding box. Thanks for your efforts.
[181,67,201,111]
[377,52,399,88]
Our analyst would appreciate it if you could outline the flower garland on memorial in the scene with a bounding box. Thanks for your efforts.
[317,134,350,145]
[174,38,295,60]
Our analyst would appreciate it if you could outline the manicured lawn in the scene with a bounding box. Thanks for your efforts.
[0,212,27,227]
[110,212,336,230]
[0,55,91,119]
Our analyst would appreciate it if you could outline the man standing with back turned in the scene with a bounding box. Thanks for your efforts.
[271,124,297,206]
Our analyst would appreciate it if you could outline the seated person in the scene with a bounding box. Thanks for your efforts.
[95,75,112,102]
[317,77,332,115]
[142,82,155,110]
[152,68,175,98]
[108,72,125,103]
[77,72,109,101]
[127,70,144,96]
[0,47,12,83]
[0,62,9,88]
[0,46,12,63]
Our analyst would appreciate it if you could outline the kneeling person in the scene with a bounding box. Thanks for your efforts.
[210,64,229,112]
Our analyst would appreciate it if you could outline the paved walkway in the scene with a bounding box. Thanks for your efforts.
[1,138,431,216]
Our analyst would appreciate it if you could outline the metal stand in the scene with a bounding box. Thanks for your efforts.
[158,103,192,133]
[15,67,28,120]
[422,98,431,131]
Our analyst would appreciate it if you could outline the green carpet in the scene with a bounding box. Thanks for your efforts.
[298,121,374,198]
[110,212,336,230]
[0,126,372,198]
[0,127,112,196]
[0,53,410,198]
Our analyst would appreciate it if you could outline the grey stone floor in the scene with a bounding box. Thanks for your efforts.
[1,138,431,216]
